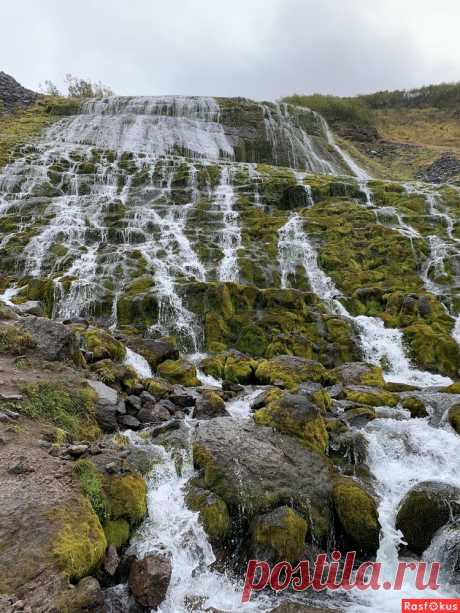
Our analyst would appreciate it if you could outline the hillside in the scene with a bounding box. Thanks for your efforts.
[0,75,460,612]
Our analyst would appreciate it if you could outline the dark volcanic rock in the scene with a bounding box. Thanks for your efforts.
[128,554,172,609]
[416,152,460,183]
[0,71,39,113]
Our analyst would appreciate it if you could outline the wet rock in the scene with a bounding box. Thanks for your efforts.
[148,419,180,438]
[126,338,179,369]
[168,387,196,408]
[343,406,376,427]
[18,316,82,365]
[222,380,244,394]
[270,603,343,613]
[137,403,170,424]
[185,485,231,545]
[396,481,460,553]
[344,385,398,407]
[15,300,43,317]
[193,418,333,542]
[128,554,172,609]
[401,396,428,418]
[194,390,229,419]
[332,476,380,554]
[249,505,308,563]
[200,351,257,384]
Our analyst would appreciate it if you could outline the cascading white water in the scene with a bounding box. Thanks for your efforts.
[214,165,242,283]
[126,426,273,613]
[277,212,452,386]
[124,347,152,379]
[343,416,460,613]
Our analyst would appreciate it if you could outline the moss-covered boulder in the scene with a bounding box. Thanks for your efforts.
[344,385,398,407]
[103,518,131,549]
[156,358,200,387]
[249,506,308,563]
[193,418,333,541]
[255,355,335,391]
[194,390,228,419]
[332,362,385,388]
[143,376,174,399]
[401,396,428,418]
[52,497,107,581]
[123,337,179,369]
[332,477,380,554]
[403,323,460,379]
[200,350,258,384]
[448,403,460,434]
[254,392,328,454]
[104,473,148,525]
[396,481,460,553]
[185,484,231,545]
[90,359,139,392]
[82,327,126,363]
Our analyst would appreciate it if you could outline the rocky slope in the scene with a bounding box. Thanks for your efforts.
[0,76,460,612]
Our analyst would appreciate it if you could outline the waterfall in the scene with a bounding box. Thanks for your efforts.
[124,348,152,379]
[277,212,452,386]
[215,165,242,283]
[125,426,273,613]
[345,416,460,612]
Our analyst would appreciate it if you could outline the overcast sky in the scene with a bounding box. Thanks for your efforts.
[3,0,460,100]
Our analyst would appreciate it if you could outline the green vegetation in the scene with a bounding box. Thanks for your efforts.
[283,93,374,129]
[18,382,100,440]
[73,459,108,522]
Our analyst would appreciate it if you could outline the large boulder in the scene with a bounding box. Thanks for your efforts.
[17,316,83,365]
[396,481,460,553]
[254,391,328,454]
[332,477,380,554]
[124,337,179,369]
[185,484,231,545]
[332,362,385,388]
[255,356,335,391]
[128,553,172,609]
[87,379,120,433]
[81,327,126,362]
[194,390,229,419]
[344,385,398,407]
[200,350,258,384]
[249,506,308,563]
[193,418,333,542]
[157,359,200,387]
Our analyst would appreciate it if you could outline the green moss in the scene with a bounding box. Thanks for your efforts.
[251,506,308,563]
[185,485,231,543]
[401,397,428,418]
[52,497,107,581]
[90,359,139,392]
[22,277,55,317]
[73,459,108,523]
[143,376,173,398]
[448,404,460,434]
[104,474,147,524]
[255,356,335,391]
[254,393,328,454]
[157,359,200,387]
[82,327,126,362]
[344,387,398,407]
[332,477,380,553]
[103,518,130,549]
[0,323,36,354]
[18,382,100,440]
[403,323,460,379]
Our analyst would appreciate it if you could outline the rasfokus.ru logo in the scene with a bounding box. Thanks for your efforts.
[402,600,460,612]
[241,552,443,603]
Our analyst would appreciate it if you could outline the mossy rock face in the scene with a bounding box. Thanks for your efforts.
[396,481,460,554]
[200,350,257,384]
[401,396,428,418]
[255,356,335,391]
[448,403,460,434]
[332,477,380,553]
[254,392,328,454]
[104,474,148,525]
[90,359,139,392]
[156,358,200,387]
[185,484,231,545]
[82,327,126,363]
[344,385,398,407]
[332,362,385,388]
[103,518,131,549]
[249,506,308,563]
[52,496,107,581]
[403,323,460,379]
[143,376,174,399]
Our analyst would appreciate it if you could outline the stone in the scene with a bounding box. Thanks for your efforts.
[249,505,308,563]
[118,414,141,429]
[332,362,385,388]
[396,481,460,553]
[103,544,120,576]
[126,395,142,413]
[15,301,43,317]
[18,316,82,365]
[67,444,89,458]
[128,553,172,609]
[168,388,196,408]
[194,390,229,419]
[87,380,118,405]
[157,358,200,387]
